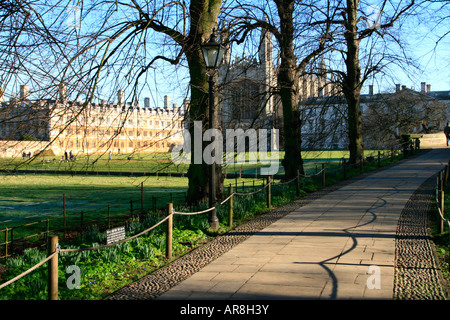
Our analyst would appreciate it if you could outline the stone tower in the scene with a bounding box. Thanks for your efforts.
[259,24,276,120]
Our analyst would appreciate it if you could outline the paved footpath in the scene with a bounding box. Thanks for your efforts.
[156,149,450,300]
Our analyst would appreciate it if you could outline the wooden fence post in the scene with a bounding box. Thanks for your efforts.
[63,194,66,240]
[445,165,448,187]
[130,200,133,218]
[377,151,381,168]
[10,228,13,254]
[440,189,444,234]
[166,203,173,259]
[359,156,363,173]
[228,186,233,228]
[47,235,59,300]
[322,164,326,186]
[296,169,300,196]
[141,182,144,218]
[267,176,271,209]
[46,218,49,243]
[80,211,84,240]
[107,205,111,229]
[343,159,347,180]
[4,228,8,259]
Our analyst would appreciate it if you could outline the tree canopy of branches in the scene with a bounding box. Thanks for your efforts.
[226,0,337,179]
[0,0,439,211]
[0,1,227,207]
[315,0,417,164]
[363,89,447,148]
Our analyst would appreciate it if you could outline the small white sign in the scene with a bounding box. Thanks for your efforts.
[106,226,126,245]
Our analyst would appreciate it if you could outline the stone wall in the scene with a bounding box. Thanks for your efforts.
[418,133,447,149]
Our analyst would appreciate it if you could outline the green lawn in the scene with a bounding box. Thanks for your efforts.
[0,148,396,242]
[0,173,267,228]
[0,149,391,224]
[0,150,387,174]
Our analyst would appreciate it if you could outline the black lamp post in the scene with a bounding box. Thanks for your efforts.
[201,29,224,230]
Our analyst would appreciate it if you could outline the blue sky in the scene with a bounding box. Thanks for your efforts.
[4,1,448,108]
[140,2,449,108]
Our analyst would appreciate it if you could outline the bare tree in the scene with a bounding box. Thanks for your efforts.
[226,0,337,179]
[363,88,447,148]
[0,1,227,209]
[313,0,417,164]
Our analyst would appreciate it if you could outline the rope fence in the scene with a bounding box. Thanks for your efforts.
[0,183,188,259]
[0,144,413,261]
[0,251,57,291]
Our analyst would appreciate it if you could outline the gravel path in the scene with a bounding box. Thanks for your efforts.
[105,160,448,300]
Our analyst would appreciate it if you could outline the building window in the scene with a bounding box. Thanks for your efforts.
[231,79,260,121]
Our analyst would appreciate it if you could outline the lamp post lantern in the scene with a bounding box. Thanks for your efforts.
[201,29,224,230]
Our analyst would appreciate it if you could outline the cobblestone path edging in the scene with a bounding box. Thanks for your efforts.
[394,174,448,300]
[106,158,448,300]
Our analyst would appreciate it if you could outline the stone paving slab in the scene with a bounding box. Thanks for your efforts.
[156,149,450,300]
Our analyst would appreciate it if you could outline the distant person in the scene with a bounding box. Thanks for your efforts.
[64,151,68,161]
[444,123,450,146]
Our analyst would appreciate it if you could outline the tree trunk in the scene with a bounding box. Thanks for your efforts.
[186,47,209,204]
[275,0,305,179]
[343,0,364,164]
[185,0,224,204]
